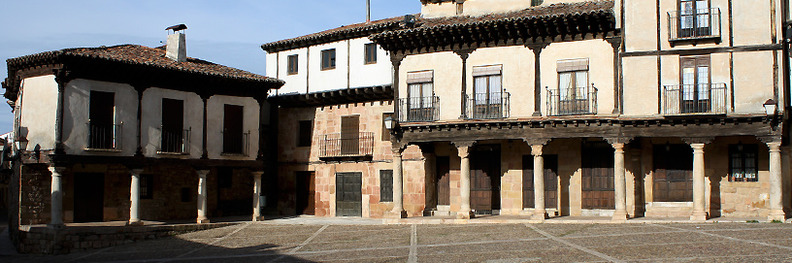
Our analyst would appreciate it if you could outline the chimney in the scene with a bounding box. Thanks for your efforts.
[165,24,188,62]
[366,0,371,22]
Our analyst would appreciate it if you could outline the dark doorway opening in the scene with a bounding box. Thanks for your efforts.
[471,144,501,214]
[73,173,105,222]
[336,172,362,217]
[523,155,559,209]
[436,156,451,207]
[653,144,693,202]
[296,171,316,215]
[582,141,615,209]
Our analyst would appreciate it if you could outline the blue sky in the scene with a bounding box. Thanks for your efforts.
[0,0,420,132]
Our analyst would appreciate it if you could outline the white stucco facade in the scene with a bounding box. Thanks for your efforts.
[140,87,204,157]
[17,75,58,151]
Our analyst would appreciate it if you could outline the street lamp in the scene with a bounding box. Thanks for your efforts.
[763,99,778,117]
[384,116,397,131]
[15,135,28,154]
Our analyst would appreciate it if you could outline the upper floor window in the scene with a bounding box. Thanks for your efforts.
[404,71,437,122]
[549,58,596,116]
[321,49,336,70]
[662,55,726,115]
[729,144,758,182]
[222,104,245,154]
[88,90,120,150]
[160,98,187,154]
[471,65,506,119]
[670,0,720,42]
[287,54,299,75]
[298,120,313,147]
[364,44,377,64]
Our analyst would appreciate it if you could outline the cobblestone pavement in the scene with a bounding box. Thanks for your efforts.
[4,222,792,262]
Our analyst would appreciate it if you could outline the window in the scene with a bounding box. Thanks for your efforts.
[729,144,758,182]
[680,56,711,113]
[321,49,336,70]
[531,0,543,6]
[88,90,117,149]
[678,0,711,38]
[382,113,394,141]
[406,71,435,121]
[140,174,153,199]
[287,54,299,75]
[380,170,393,202]
[298,120,313,147]
[555,58,591,115]
[161,98,185,153]
[222,105,245,154]
[472,65,504,119]
[218,167,233,188]
[364,44,377,64]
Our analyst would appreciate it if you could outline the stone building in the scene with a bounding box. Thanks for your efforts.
[1,25,283,239]
[266,0,792,222]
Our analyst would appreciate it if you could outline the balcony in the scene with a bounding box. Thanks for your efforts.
[319,132,374,160]
[547,85,598,116]
[662,83,727,115]
[158,127,191,155]
[398,96,440,122]
[86,122,122,151]
[464,92,510,119]
[222,131,251,156]
[668,8,721,44]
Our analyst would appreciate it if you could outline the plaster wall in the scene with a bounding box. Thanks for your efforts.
[400,51,463,120]
[62,79,138,156]
[268,47,309,95]
[140,88,204,157]
[206,95,260,160]
[622,56,659,116]
[541,40,615,115]
[18,75,58,151]
[308,41,350,92]
[420,0,593,18]
[349,37,392,88]
[467,46,535,118]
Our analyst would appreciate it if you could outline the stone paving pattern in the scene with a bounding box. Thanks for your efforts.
[4,222,792,262]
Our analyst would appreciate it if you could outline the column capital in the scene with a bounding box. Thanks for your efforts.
[196,170,210,177]
[605,36,623,50]
[759,135,783,145]
[48,165,66,175]
[251,171,264,177]
[391,143,408,155]
[390,51,406,67]
[605,137,633,146]
[453,141,476,158]
[682,137,714,145]
[452,48,475,60]
[530,144,544,156]
[526,42,549,53]
[523,138,550,147]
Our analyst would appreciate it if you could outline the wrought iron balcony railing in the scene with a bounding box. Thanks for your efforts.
[668,8,721,42]
[86,122,122,150]
[547,85,598,116]
[465,92,510,119]
[319,132,374,158]
[222,130,251,156]
[158,127,191,154]
[398,96,440,122]
[662,83,727,115]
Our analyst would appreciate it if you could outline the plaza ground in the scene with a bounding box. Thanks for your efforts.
[3,219,792,262]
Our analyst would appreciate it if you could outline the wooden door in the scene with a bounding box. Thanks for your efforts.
[470,145,501,214]
[522,155,559,209]
[73,173,105,222]
[340,116,360,155]
[296,171,316,215]
[653,144,693,202]
[581,141,615,209]
[223,105,244,154]
[436,156,450,206]
[335,172,362,217]
[161,98,184,153]
[88,91,115,149]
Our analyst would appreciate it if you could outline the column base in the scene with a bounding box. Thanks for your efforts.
[611,210,629,222]
[768,210,786,222]
[127,220,144,226]
[456,211,475,219]
[197,217,210,224]
[532,211,548,222]
[252,215,262,222]
[386,210,408,219]
[690,212,708,222]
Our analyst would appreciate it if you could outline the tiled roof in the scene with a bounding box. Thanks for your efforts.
[260,16,408,53]
[381,1,612,36]
[7,44,281,84]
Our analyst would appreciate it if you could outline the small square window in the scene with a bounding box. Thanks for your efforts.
[287,54,298,75]
[364,43,377,64]
[729,144,758,182]
[380,170,393,202]
[321,49,336,70]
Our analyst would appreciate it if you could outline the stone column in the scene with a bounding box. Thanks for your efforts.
[48,166,65,228]
[526,43,548,116]
[128,169,144,226]
[196,170,210,224]
[690,143,708,221]
[612,142,628,221]
[252,171,264,221]
[390,147,407,218]
[531,144,547,221]
[455,141,476,219]
[767,141,786,221]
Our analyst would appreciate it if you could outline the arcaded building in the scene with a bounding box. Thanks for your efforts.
[266,0,792,222]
